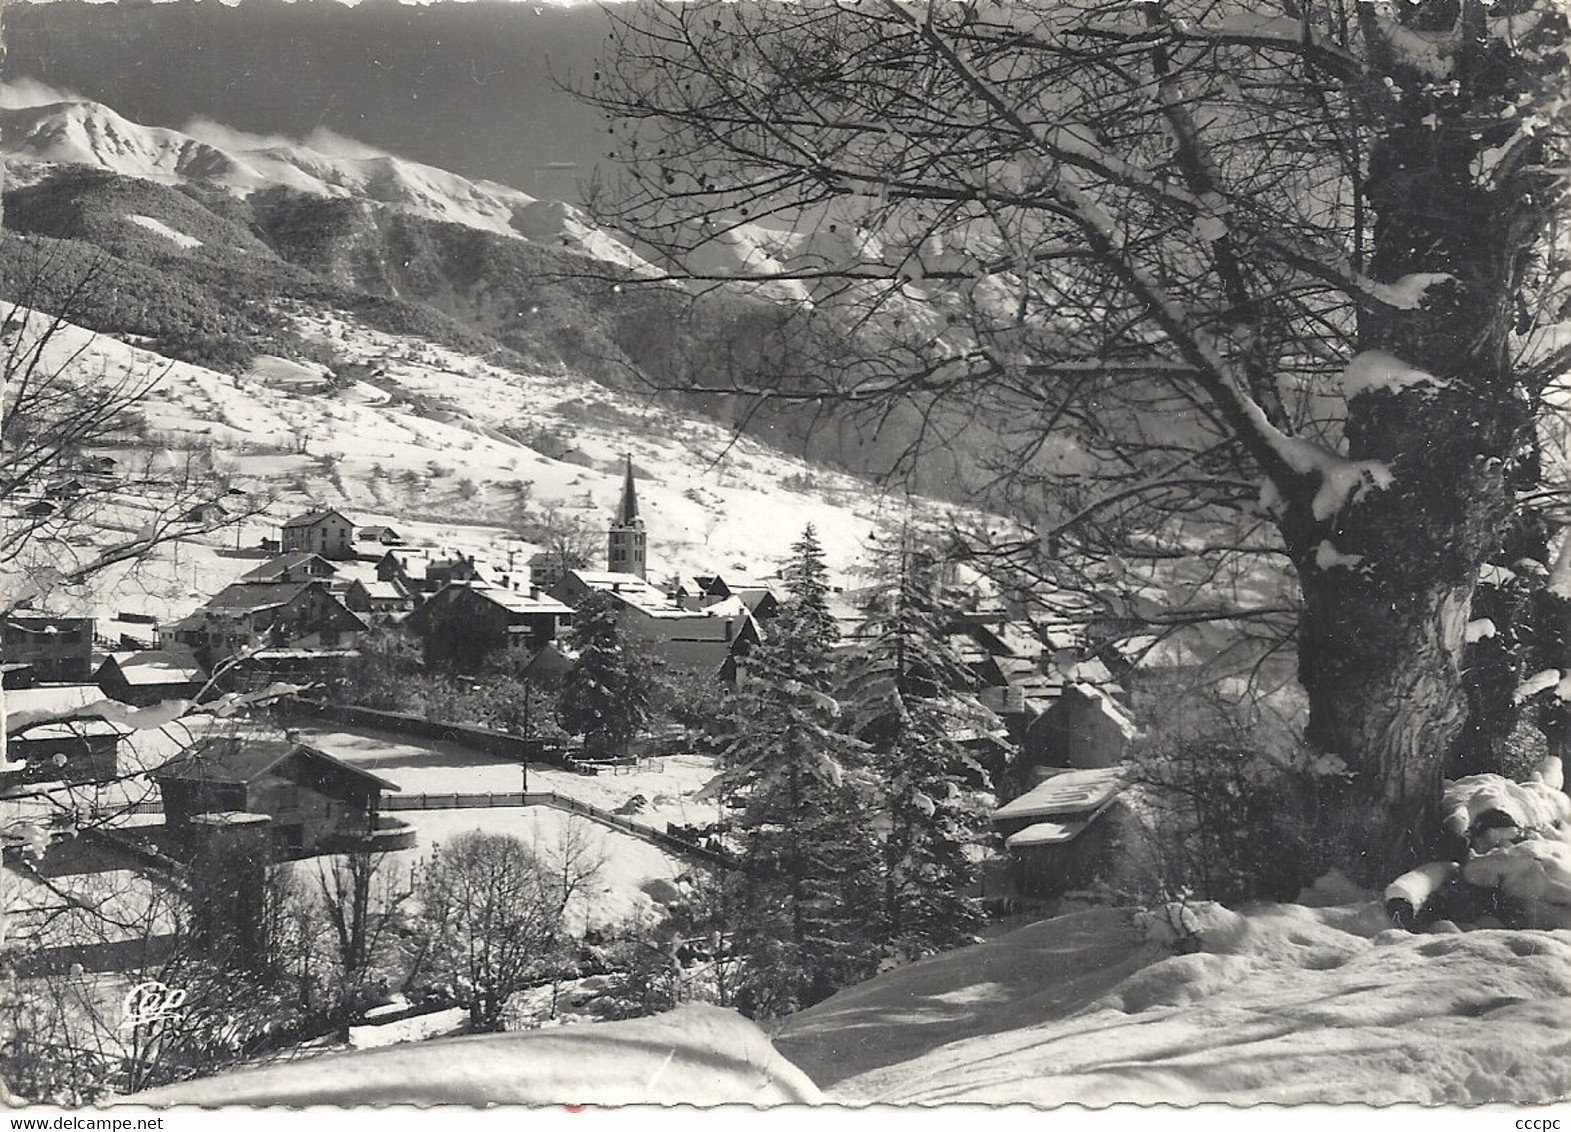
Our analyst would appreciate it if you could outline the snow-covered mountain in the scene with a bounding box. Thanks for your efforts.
[0,99,654,271]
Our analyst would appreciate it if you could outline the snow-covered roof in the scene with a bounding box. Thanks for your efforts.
[240,551,337,583]
[992,766,1124,822]
[1067,683,1141,741]
[4,684,106,716]
[104,647,204,685]
[282,508,352,529]
[568,570,665,599]
[202,581,317,613]
[468,585,574,616]
[1004,819,1091,848]
[4,684,125,740]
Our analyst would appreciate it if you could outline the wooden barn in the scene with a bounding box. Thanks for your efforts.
[991,766,1126,898]
[95,646,207,706]
[2,684,123,785]
[154,737,414,859]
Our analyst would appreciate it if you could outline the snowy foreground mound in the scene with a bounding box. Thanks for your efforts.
[122,903,1570,1107]
[126,1005,821,1106]
[775,901,1571,1105]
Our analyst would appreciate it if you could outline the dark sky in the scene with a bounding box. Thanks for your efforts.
[4,0,622,198]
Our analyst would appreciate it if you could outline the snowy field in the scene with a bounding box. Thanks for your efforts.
[297,725,723,830]
[290,724,722,928]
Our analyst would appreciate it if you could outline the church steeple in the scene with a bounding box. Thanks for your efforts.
[616,454,640,525]
[607,454,647,578]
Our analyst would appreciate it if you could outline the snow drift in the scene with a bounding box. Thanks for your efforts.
[774,900,1571,1105]
[123,1004,822,1106]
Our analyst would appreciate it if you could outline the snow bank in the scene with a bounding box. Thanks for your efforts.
[125,1004,821,1106]
[1442,762,1571,841]
[1463,841,1571,929]
[778,901,1571,1105]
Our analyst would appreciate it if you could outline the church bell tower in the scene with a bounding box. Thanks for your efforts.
[607,454,647,578]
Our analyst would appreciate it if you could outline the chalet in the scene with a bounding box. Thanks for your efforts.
[240,551,339,585]
[527,550,574,595]
[698,574,781,621]
[44,479,86,500]
[280,508,355,560]
[357,525,404,546]
[991,765,1126,898]
[408,583,573,670]
[667,575,709,610]
[344,578,417,616]
[22,500,57,519]
[95,647,206,707]
[221,647,362,693]
[520,641,574,686]
[3,614,95,682]
[426,554,485,589]
[76,455,118,476]
[179,501,229,525]
[168,581,366,667]
[375,549,482,595]
[2,684,122,785]
[153,737,414,859]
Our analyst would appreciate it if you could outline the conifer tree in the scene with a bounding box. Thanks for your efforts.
[842,530,998,959]
[557,590,651,758]
[704,525,881,1016]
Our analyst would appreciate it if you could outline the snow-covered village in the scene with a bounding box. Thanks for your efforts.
[2,0,1571,1115]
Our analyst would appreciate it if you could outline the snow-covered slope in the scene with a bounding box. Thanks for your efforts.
[0,100,654,270]
[774,899,1571,1105]
[124,1004,822,1106]
[9,308,958,628]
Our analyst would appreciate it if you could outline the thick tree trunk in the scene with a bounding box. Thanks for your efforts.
[1285,17,1540,881]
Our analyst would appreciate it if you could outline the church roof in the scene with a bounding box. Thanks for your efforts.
[614,454,640,526]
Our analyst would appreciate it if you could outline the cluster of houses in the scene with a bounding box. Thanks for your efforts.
[4,454,1147,900]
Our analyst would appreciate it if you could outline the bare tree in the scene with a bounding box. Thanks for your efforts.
[315,847,415,1010]
[582,0,1571,881]
[412,823,604,1032]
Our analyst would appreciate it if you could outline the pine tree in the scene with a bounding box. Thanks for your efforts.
[704,525,882,1016]
[557,590,652,758]
[842,530,998,960]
